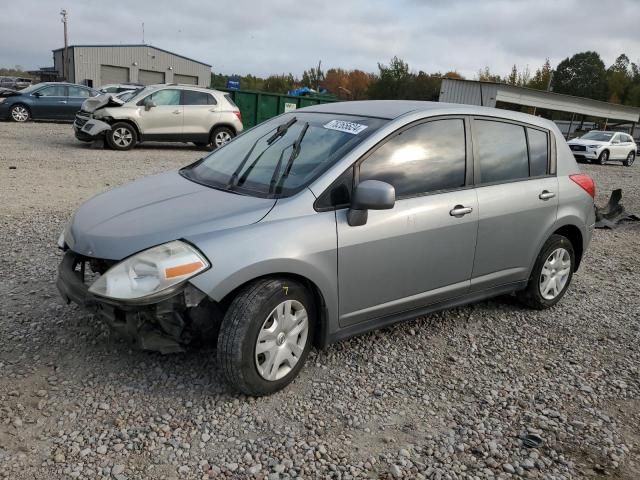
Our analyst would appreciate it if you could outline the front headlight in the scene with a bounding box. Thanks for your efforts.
[588,145,601,149]
[89,240,209,301]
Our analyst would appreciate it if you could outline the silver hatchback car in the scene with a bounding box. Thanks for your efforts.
[57,101,596,395]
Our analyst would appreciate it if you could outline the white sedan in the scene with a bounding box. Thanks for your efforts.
[567,131,636,166]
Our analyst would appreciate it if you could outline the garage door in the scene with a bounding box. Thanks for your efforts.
[174,74,198,85]
[100,65,129,85]
[138,69,165,85]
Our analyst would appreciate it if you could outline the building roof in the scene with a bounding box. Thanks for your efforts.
[52,44,211,67]
[440,78,640,123]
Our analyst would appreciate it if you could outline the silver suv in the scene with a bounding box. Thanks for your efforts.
[57,101,596,395]
[74,84,243,150]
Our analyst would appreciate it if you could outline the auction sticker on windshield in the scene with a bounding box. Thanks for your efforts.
[324,120,368,135]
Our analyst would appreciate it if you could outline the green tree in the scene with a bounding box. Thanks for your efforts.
[263,73,298,94]
[551,51,607,100]
[368,56,412,99]
[507,65,518,85]
[477,66,501,82]
[301,64,325,90]
[528,58,552,90]
[606,53,632,104]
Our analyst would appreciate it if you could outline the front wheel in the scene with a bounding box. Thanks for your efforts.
[598,150,609,165]
[623,151,635,167]
[10,104,30,122]
[209,126,234,150]
[106,122,137,150]
[517,234,575,310]
[217,278,314,396]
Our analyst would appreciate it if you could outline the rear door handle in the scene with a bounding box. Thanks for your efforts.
[172,110,181,114]
[58,100,67,104]
[539,190,556,200]
[449,205,473,217]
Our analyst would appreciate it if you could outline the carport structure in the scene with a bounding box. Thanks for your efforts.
[439,78,640,140]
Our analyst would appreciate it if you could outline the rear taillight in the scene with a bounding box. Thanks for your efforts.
[570,174,596,199]
[234,111,242,122]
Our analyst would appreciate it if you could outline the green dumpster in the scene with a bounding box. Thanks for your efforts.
[220,89,336,129]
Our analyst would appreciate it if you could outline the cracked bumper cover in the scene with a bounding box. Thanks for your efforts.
[56,251,219,354]
[74,119,112,141]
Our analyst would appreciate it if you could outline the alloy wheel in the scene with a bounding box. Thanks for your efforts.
[255,299,309,381]
[539,248,571,300]
[11,106,29,122]
[112,127,133,147]
[214,130,232,147]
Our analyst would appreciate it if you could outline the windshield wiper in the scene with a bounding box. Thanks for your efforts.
[266,117,297,145]
[271,122,309,195]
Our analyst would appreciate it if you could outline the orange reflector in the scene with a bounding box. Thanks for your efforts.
[164,261,204,279]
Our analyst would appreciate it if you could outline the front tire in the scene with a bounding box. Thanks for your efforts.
[106,122,137,150]
[597,150,609,165]
[623,151,635,167]
[217,278,314,396]
[517,234,575,310]
[10,104,30,122]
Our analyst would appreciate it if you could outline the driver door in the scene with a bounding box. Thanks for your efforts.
[136,89,183,137]
[30,84,68,119]
[336,117,478,327]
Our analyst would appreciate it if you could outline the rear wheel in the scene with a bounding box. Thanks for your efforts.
[517,234,575,310]
[597,150,609,165]
[10,104,30,122]
[217,278,314,396]
[210,126,234,150]
[106,122,137,151]
[623,151,635,167]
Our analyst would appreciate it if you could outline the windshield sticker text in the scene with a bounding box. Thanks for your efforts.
[324,120,368,135]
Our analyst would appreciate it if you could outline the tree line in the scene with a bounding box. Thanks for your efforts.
[211,51,640,107]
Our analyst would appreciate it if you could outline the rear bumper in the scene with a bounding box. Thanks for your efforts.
[57,251,215,353]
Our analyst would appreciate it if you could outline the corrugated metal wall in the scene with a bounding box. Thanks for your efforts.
[57,46,210,87]
[439,78,497,107]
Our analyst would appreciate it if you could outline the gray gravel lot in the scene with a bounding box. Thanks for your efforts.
[1,122,639,479]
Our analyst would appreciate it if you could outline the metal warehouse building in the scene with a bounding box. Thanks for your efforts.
[439,78,640,139]
[51,44,211,88]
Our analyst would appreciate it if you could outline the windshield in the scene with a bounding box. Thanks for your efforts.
[181,112,387,198]
[581,131,614,142]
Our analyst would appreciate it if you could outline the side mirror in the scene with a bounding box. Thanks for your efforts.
[144,99,156,110]
[32,92,42,98]
[347,180,395,227]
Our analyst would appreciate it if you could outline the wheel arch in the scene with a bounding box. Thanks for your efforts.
[552,224,584,271]
[210,123,238,137]
[107,118,141,138]
[215,272,329,349]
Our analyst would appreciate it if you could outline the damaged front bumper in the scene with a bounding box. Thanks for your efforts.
[56,251,221,354]
[74,116,112,142]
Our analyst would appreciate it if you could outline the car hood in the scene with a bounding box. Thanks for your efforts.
[67,170,276,260]
[568,138,608,146]
[81,93,125,113]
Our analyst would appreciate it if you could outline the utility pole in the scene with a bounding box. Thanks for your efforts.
[142,22,145,44]
[316,60,322,91]
[60,9,69,81]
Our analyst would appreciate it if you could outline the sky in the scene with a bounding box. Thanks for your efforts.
[1,0,639,79]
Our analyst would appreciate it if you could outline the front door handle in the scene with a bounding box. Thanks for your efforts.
[172,110,181,114]
[539,190,556,200]
[58,100,67,104]
[450,205,473,217]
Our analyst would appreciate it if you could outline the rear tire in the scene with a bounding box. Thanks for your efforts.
[597,150,609,165]
[217,278,314,396]
[10,104,30,122]
[106,122,137,151]
[209,126,235,150]
[517,234,575,310]
[623,151,635,167]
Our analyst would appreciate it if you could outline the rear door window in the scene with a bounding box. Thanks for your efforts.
[358,119,467,198]
[183,90,214,105]
[527,128,549,177]
[475,120,529,184]
[68,86,91,98]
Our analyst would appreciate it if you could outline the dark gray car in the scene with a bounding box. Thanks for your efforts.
[57,101,596,395]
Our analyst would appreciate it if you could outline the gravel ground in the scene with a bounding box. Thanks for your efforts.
[0,122,639,480]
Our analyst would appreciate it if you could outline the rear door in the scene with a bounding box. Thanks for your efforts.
[470,118,558,291]
[136,88,183,137]
[181,90,220,141]
[65,86,95,119]
[337,117,478,326]
[30,85,68,119]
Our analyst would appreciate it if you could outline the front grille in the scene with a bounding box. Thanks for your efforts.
[570,145,586,152]
[75,112,90,128]
[69,252,116,287]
